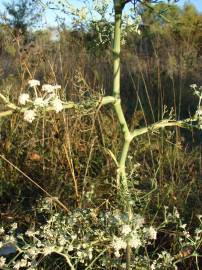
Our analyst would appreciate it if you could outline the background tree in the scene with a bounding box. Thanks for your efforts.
[2,0,41,38]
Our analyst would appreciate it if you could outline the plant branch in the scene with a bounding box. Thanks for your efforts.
[131,119,193,139]
[0,95,116,119]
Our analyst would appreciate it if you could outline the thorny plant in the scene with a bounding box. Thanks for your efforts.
[0,0,202,269]
[0,198,202,269]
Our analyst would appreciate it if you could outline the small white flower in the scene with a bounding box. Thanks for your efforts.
[121,224,131,235]
[68,244,74,251]
[190,84,197,89]
[0,256,6,268]
[0,227,4,235]
[114,250,121,258]
[42,84,55,93]
[24,110,36,123]
[88,248,93,260]
[148,226,157,240]
[130,233,141,248]
[52,98,63,113]
[174,208,180,219]
[135,215,145,228]
[196,109,202,116]
[43,97,52,106]
[53,84,61,90]
[44,246,55,254]
[183,231,191,238]
[59,236,67,246]
[25,229,35,237]
[27,247,37,256]
[133,163,141,169]
[18,93,29,105]
[19,259,28,267]
[180,224,187,229]
[194,90,200,96]
[34,97,45,107]
[14,261,21,270]
[4,235,15,243]
[112,237,127,251]
[77,251,83,258]
[11,223,17,230]
[151,260,157,270]
[28,79,40,87]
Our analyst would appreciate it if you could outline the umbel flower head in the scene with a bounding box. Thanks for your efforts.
[52,97,63,113]
[24,110,36,123]
[34,97,45,107]
[0,257,6,269]
[28,79,40,87]
[18,93,29,105]
[42,84,55,93]
[18,80,63,123]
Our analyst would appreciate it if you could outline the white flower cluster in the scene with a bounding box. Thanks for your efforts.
[121,224,131,235]
[147,226,157,240]
[196,108,202,116]
[28,79,40,87]
[0,256,6,268]
[191,84,202,98]
[24,110,36,123]
[111,213,157,258]
[14,257,31,270]
[52,97,63,113]
[112,236,127,258]
[18,93,30,105]
[18,80,63,123]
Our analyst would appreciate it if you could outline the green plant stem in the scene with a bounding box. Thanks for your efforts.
[112,0,131,194]
[113,8,122,99]
[131,119,192,139]
[112,2,132,269]
[85,248,107,270]
[114,99,132,190]
[57,252,75,270]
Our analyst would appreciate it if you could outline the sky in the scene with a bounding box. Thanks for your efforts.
[0,0,201,28]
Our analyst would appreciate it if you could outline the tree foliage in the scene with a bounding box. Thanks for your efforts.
[2,0,41,36]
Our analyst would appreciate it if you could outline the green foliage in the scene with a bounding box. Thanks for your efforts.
[1,199,202,269]
[2,0,41,36]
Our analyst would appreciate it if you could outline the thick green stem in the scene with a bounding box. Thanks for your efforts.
[112,1,131,193]
[113,9,122,99]
[118,139,130,188]
[113,99,132,191]
[113,2,132,269]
